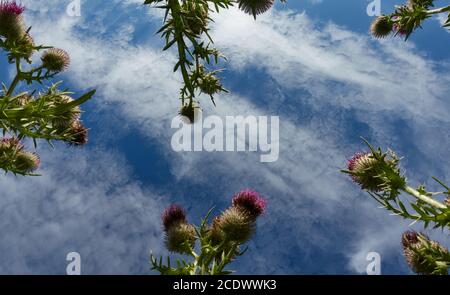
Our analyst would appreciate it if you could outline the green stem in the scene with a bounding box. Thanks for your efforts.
[169,0,195,98]
[426,5,450,15]
[404,186,447,209]
[5,59,21,97]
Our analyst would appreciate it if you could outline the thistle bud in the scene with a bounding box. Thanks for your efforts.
[165,223,196,254]
[41,48,70,72]
[161,205,196,254]
[207,216,226,246]
[0,137,23,152]
[68,121,88,146]
[217,207,254,244]
[12,94,30,107]
[347,152,385,191]
[183,1,209,36]
[407,0,434,8]
[402,231,450,275]
[232,189,267,220]
[237,0,275,19]
[14,151,40,173]
[0,1,25,41]
[370,16,393,38]
[199,73,222,96]
[179,102,201,124]
[162,204,187,231]
[50,94,81,130]
[14,32,35,59]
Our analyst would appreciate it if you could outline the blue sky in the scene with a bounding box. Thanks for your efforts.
[1,0,450,274]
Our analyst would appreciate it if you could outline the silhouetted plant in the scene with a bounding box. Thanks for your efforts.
[150,189,266,275]
[143,0,286,122]
[0,1,95,175]
[370,0,450,40]
[343,139,450,275]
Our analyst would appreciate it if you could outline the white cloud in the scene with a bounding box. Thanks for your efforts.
[0,146,166,274]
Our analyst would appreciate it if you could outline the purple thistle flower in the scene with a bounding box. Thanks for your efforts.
[0,1,24,15]
[232,189,267,218]
[162,204,187,231]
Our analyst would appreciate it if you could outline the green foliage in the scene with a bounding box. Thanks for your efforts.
[371,0,450,40]
[144,0,284,118]
[344,139,450,275]
[0,5,95,175]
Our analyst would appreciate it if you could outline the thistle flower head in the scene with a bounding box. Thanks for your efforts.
[237,0,275,19]
[165,223,196,254]
[162,204,187,231]
[0,1,25,41]
[232,189,267,219]
[179,102,201,124]
[68,121,88,146]
[401,231,450,275]
[41,48,70,72]
[347,152,385,192]
[370,15,393,38]
[218,207,254,244]
[0,1,24,15]
[346,147,406,196]
[14,151,39,173]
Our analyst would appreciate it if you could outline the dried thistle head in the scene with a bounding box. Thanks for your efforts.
[41,48,71,72]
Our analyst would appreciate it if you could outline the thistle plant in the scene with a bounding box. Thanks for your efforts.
[370,0,450,40]
[150,189,267,275]
[0,1,95,175]
[143,0,286,122]
[343,139,450,275]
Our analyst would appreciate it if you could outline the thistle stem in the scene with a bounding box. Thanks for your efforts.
[404,186,447,209]
[6,59,21,97]
[426,5,450,15]
[169,0,195,98]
